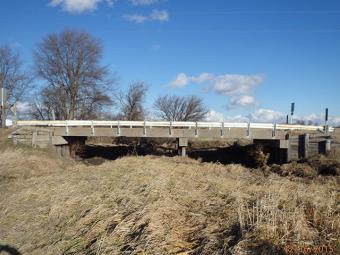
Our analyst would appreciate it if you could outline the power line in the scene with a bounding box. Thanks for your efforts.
[114,28,340,33]
[167,10,340,15]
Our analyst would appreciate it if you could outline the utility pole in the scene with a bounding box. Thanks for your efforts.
[0,87,6,129]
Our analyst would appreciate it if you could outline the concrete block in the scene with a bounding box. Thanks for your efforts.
[178,138,188,147]
[52,136,69,145]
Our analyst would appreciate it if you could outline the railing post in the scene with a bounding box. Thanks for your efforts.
[246,121,251,137]
[169,121,172,136]
[117,121,121,135]
[272,123,277,138]
[221,122,224,137]
[143,121,146,136]
[91,121,95,136]
[65,120,69,135]
[195,122,198,137]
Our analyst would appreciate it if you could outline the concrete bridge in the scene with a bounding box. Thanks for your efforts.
[9,120,334,162]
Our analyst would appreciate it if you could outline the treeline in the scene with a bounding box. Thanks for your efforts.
[0,29,208,122]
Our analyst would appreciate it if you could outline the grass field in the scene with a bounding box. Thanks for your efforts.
[0,130,339,255]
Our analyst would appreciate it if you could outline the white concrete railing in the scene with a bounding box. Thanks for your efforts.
[16,120,334,132]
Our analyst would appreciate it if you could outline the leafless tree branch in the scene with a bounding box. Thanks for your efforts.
[33,29,116,120]
[118,82,148,121]
[154,95,208,121]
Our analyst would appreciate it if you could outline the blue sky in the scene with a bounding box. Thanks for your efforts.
[1,0,340,124]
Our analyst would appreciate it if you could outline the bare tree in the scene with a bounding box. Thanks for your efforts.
[0,46,31,123]
[118,82,148,121]
[154,95,208,121]
[33,29,115,120]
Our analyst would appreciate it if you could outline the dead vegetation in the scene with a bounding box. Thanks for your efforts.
[0,143,339,255]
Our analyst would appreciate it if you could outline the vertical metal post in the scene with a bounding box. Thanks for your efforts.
[324,108,329,134]
[290,102,295,124]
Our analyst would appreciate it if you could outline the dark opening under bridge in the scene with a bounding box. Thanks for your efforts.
[9,120,335,162]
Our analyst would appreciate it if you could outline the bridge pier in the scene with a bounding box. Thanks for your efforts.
[253,139,290,164]
[55,144,71,157]
[177,138,188,157]
[53,136,87,158]
[254,135,333,163]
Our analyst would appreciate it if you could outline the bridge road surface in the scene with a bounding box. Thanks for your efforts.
[14,120,333,140]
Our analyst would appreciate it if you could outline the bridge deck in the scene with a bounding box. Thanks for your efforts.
[15,120,331,140]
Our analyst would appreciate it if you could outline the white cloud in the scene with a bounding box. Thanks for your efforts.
[211,74,263,96]
[123,9,169,23]
[250,108,286,123]
[106,0,116,6]
[169,73,263,91]
[130,0,159,6]
[230,95,256,107]
[150,9,169,22]
[123,14,148,23]
[330,116,340,126]
[207,108,340,126]
[205,110,225,122]
[49,0,164,15]
[168,72,264,108]
[168,73,190,87]
[191,72,214,83]
[205,110,249,122]
[49,0,105,13]
[293,113,340,126]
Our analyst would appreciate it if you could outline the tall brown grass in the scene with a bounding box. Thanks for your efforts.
[0,145,339,254]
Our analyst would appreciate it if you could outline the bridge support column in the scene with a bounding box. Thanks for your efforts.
[177,138,188,157]
[319,139,331,156]
[325,139,331,155]
[298,134,309,159]
[253,139,290,164]
[53,136,87,158]
[67,137,87,158]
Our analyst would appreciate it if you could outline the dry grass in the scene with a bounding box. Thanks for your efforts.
[0,144,339,254]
